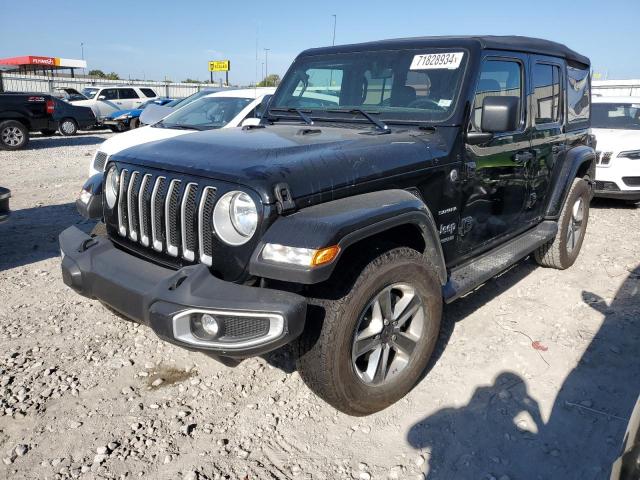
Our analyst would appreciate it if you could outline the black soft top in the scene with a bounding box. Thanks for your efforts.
[301,35,590,68]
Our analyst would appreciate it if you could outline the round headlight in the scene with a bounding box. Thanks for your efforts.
[213,191,258,246]
[105,166,119,209]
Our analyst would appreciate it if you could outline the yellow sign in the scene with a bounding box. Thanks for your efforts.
[209,60,230,72]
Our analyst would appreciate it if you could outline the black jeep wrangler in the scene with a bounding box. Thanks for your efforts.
[60,36,594,415]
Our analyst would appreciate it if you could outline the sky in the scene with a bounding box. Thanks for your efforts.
[0,0,638,85]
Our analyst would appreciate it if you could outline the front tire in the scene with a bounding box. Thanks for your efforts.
[59,118,78,136]
[0,120,29,150]
[129,118,140,130]
[296,247,442,416]
[535,177,590,269]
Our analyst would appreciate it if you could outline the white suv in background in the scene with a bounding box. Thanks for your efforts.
[71,86,159,121]
[88,87,275,176]
[591,96,640,204]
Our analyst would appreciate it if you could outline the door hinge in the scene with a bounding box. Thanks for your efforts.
[274,183,296,214]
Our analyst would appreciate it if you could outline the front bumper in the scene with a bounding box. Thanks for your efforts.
[59,226,307,358]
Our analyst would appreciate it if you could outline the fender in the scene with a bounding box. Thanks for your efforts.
[544,145,595,219]
[249,189,447,285]
[76,173,104,220]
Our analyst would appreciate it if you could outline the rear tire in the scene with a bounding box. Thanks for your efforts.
[296,247,442,416]
[129,118,140,130]
[535,177,590,269]
[0,120,29,150]
[59,118,78,136]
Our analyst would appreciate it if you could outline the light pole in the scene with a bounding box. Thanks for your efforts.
[261,62,264,84]
[332,14,337,45]
[80,42,85,75]
[264,48,270,85]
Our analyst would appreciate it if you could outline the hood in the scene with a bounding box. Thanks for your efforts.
[111,124,455,204]
[591,128,640,153]
[98,125,194,156]
[108,108,141,119]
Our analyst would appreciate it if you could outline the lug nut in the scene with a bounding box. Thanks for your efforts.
[392,334,397,341]
[383,319,389,326]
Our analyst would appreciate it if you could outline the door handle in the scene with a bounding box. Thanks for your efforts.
[513,151,534,164]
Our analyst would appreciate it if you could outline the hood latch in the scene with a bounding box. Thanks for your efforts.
[274,183,296,214]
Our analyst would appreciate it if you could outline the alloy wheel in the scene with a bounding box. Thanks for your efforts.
[1,127,24,147]
[351,283,425,385]
[567,197,585,253]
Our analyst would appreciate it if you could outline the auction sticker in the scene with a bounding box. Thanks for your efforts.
[410,52,464,70]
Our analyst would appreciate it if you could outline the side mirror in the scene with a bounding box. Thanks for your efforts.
[480,96,519,133]
[241,117,262,128]
[98,95,106,101]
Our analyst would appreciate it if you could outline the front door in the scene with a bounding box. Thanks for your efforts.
[95,88,120,118]
[527,55,565,223]
[457,54,532,256]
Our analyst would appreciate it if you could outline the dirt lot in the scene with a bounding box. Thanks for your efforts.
[0,132,638,480]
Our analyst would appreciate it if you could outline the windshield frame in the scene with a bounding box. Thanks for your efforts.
[268,47,471,126]
[591,102,640,130]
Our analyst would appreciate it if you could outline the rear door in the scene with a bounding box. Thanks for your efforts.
[457,53,532,256]
[527,56,565,223]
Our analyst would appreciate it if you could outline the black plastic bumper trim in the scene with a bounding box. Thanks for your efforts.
[59,226,307,358]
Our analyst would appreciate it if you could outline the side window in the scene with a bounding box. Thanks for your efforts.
[533,63,561,124]
[567,66,591,129]
[119,88,139,99]
[140,88,157,98]
[100,89,118,100]
[471,59,522,131]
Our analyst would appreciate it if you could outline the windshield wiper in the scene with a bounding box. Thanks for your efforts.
[164,124,203,131]
[326,108,390,133]
[269,107,314,125]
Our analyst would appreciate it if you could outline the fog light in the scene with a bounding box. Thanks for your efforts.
[201,314,220,336]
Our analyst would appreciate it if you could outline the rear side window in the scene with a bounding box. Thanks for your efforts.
[119,88,139,99]
[533,63,562,124]
[567,66,590,129]
[471,59,522,131]
[140,88,157,98]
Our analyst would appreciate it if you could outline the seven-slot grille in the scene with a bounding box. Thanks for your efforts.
[115,169,218,265]
[595,151,612,165]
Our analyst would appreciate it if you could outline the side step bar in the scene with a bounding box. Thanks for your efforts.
[443,221,557,303]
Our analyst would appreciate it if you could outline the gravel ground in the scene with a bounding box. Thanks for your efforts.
[0,132,638,480]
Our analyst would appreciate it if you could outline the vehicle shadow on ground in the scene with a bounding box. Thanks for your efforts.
[25,135,108,150]
[407,265,640,479]
[0,202,94,271]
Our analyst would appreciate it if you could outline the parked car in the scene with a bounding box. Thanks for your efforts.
[61,36,595,415]
[0,187,10,223]
[0,93,96,149]
[103,98,174,132]
[88,88,275,176]
[590,96,640,204]
[138,87,231,126]
[71,86,159,121]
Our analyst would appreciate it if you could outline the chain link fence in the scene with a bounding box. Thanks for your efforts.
[0,71,228,98]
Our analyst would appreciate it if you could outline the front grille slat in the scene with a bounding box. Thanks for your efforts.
[117,169,130,236]
[127,172,141,241]
[165,179,182,257]
[150,176,167,252]
[138,174,153,247]
[198,187,217,266]
[181,183,199,261]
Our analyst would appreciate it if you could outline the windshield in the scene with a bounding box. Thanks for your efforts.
[82,88,99,99]
[166,90,217,109]
[156,96,252,130]
[592,102,640,130]
[270,49,468,124]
